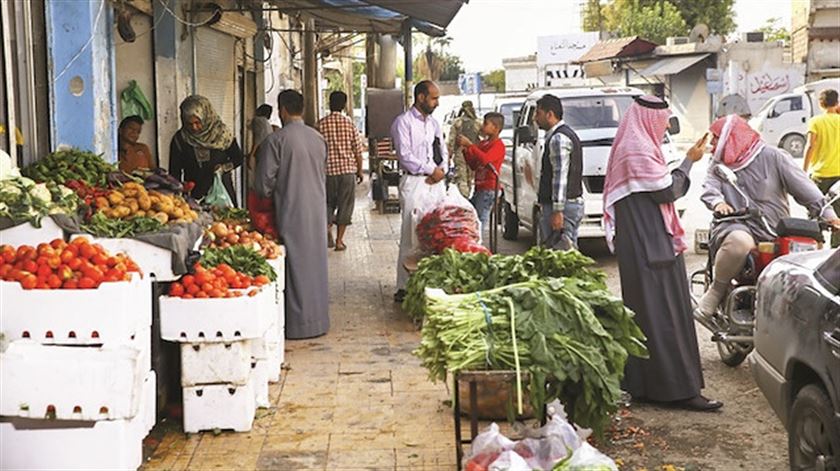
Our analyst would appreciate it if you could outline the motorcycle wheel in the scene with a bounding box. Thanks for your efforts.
[502,201,519,241]
[717,340,751,367]
[788,384,840,471]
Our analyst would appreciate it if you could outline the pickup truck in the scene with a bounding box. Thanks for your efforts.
[499,87,683,244]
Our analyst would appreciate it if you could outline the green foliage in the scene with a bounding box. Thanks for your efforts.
[481,69,506,93]
[586,0,736,39]
[756,17,791,44]
[412,35,464,82]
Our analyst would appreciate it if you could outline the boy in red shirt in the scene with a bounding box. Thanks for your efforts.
[456,112,506,229]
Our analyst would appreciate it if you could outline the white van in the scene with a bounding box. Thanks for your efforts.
[499,87,683,243]
[749,78,840,158]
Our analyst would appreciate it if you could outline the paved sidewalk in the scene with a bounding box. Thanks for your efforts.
[142,191,458,470]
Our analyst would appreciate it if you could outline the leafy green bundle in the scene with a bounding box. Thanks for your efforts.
[415,278,646,436]
[201,245,276,281]
[23,149,115,186]
[80,212,164,238]
[403,247,606,321]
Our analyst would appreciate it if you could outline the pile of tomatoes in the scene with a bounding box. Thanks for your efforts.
[0,238,140,290]
[168,262,270,299]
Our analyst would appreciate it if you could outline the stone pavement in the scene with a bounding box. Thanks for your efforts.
[141,190,460,471]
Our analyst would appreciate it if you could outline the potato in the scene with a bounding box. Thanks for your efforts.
[108,192,125,205]
[94,196,110,209]
[138,195,151,210]
[172,208,184,219]
[123,188,138,198]
[123,182,143,191]
[127,199,139,213]
[116,206,132,218]
[135,210,146,218]
[152,212,169,224]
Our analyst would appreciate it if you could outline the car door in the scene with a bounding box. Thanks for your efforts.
[814,250,840,406]
[512,102,538,224]
[767,96,807,144]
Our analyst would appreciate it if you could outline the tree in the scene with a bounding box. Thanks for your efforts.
[757,17,791,44]
[670,0,736,36]
[603,0,688,44]
[482,69,505,93]
[412,34,464,82]
[583,0,737,39]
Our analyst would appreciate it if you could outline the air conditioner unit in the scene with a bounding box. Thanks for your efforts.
[666,37,690,46]
[742,32,765,43]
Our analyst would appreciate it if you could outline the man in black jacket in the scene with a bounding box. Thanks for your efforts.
[534,94,584,249]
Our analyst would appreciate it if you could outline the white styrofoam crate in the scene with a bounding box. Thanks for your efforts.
[0,274,152,345]
[71,234,177,281]
[265,341,281,383]
[252,360,270,408]
[0,370,155,471]
[0,217,64,246]
[268,253,285,291]
[182,377,256,433]
[0,340,148,421]
[180,340,253,387]
[159,287,272,343]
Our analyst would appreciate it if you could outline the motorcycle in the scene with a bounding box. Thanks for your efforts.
[690,165,840,367]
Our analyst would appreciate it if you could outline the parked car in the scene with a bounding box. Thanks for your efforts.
[749,78,840,159]
[499,86,683,243]
[751,247,840,469]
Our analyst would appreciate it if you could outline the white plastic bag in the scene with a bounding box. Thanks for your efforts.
[554,442,618,471]
[489,450,531,471]
[463,423,516,469]
[412,185,481,254]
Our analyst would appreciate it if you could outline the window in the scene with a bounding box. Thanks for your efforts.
[772,96,803,117]
[499,102,523,130]
[561,96,635,131]
[816,248,840,295]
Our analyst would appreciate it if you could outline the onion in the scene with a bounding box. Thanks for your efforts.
[226,233,240,244]
[211,222,230,238]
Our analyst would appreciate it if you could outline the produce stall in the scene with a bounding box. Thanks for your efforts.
[404,247,645,470]
[0,149,288,468]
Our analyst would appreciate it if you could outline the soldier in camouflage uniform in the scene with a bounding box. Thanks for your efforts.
[447,101,482,198]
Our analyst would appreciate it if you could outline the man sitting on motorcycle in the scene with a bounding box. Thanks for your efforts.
[697,114,840,318]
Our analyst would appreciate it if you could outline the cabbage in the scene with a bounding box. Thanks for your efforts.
[29,183,52,204]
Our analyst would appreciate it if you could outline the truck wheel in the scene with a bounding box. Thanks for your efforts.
[788,384,840,471]
[716,340,750,367]
[502,202,519,241]
[781,134,805,159]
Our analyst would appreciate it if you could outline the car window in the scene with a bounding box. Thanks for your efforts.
[499,103,523,130]
[772,96,803,116]
[816,248,840,294]
[561,96,635,131]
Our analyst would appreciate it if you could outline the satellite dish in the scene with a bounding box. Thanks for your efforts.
[689,24,710,43]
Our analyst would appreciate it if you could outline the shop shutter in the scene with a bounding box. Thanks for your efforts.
[195,27,236,135]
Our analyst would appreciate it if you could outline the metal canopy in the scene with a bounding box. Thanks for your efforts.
[639,54,710,76]
[265,0,467,36]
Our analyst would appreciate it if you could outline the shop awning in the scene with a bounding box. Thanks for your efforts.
[266,0,467,36]
[639,54,710,77]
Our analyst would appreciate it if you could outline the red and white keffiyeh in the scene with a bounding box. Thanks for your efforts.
[709,114,764,171]
[602,96,687,255]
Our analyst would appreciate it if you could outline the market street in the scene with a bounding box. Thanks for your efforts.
[141,174,789,470]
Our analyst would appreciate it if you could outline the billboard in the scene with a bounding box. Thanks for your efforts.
[537,32,599,68]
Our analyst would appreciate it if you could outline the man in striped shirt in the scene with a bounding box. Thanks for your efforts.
[318,91,365,251]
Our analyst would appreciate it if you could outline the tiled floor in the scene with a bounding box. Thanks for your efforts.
[142,193,460,471]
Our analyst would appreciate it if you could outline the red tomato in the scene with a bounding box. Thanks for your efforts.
[59,249,75,264]
[181,274,195,286]
[0,264,12,278]
[62,279,78,289]
[65,244,80,256]
[182,294,194,299]
[57,265,74,281]
[47,256,61,269]
[47,274,62,289]
[78,277,96,289]
[79,244,96,260]
[70,237,88,247]
[195,291,209,299]
[67,257,83,270]
[105,257,117,267]
[186,283,201,295]
[209,289,224,298]
[50,239,66,250]
[91,253,108,267]
[36,243,52,254]
[23,260,38,274]
[247,289,259,297]
[36,264,52,278]
[35,280,49,289]
[254,275,270,286]
[169,283,185,297]
[20,274,37,290]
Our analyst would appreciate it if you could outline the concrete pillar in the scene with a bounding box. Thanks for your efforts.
[45,0,116,158]
[402,21,413,109]
[377,34,397,89]
[343,56,354,117]
[365,34,378,88]
[303,18,318,126]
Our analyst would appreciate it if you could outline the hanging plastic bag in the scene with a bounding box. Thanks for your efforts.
[413,185,481,255]
[120,80,153,120]
[204,173,233,208]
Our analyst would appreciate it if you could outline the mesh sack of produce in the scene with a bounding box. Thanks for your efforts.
[413,187,480,255]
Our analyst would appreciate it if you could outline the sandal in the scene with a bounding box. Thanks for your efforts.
[335,241,347,251]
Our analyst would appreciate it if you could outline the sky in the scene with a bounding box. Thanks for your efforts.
[445,0,794,72]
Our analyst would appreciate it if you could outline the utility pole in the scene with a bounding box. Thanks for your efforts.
[303,18,318,126]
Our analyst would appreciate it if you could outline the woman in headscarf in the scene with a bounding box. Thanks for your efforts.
[603,95,720,411]
[447,100,482,198]
[169,95,244,205]
[697,114,839,318]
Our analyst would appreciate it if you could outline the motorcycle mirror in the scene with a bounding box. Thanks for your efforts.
[714,165,739,185]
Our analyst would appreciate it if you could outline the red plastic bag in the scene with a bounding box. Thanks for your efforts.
[450,237,491,255]
[247,191,278,239]
[413,188,481,255]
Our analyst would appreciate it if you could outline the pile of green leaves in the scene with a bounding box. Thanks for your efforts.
[403,247,606,321]
[0,177,80,226]
[81,212,164,238]
[212,206,250,223]
[23,148,116,186]
[202,245,276,281]
[415,278,647,436]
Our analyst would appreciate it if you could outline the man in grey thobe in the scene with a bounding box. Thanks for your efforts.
[255,90,329,339]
